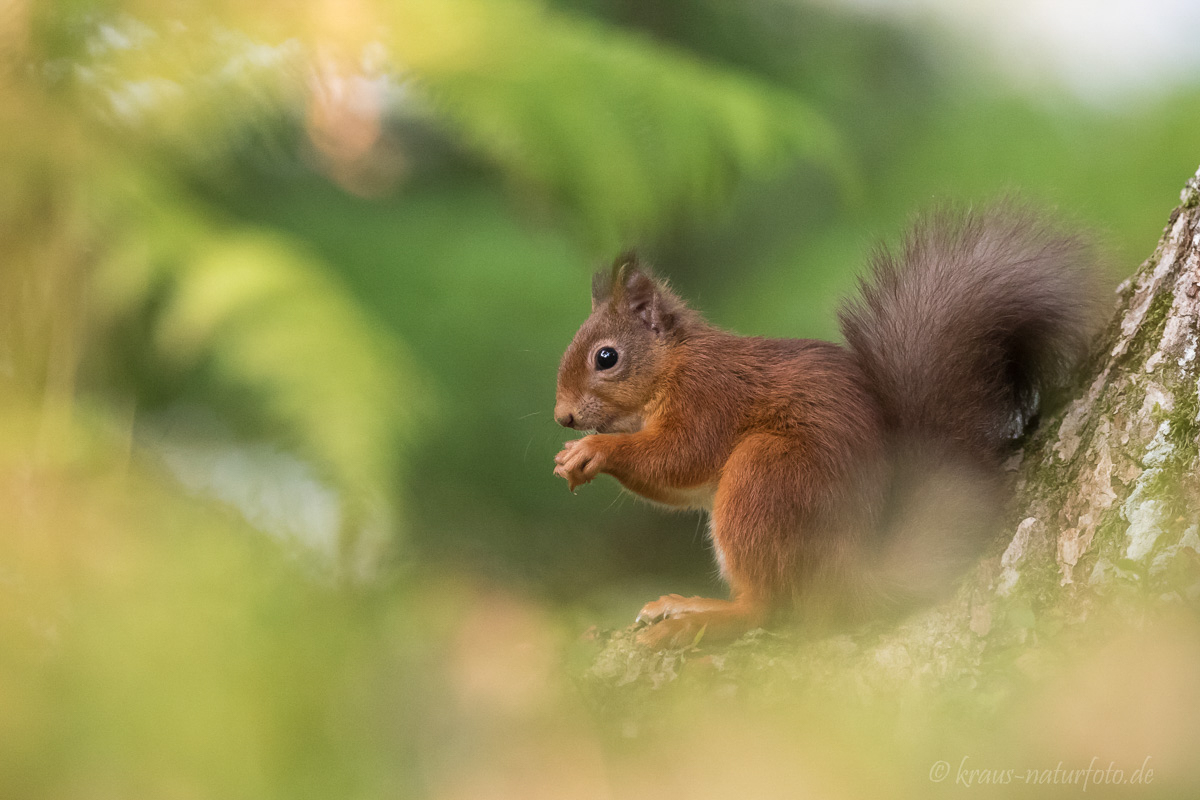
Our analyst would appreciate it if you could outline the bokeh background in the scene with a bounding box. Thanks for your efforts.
[4,0,1200,796]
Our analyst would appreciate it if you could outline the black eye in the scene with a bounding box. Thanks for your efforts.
[595,347,619,370]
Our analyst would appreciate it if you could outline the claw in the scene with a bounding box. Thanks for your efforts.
[635,603,669,625]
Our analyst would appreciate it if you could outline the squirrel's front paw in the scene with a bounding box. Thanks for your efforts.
[553,436,607,492]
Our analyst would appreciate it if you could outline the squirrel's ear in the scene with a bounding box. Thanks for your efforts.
[616,254,681,336]
[593,251,682,334]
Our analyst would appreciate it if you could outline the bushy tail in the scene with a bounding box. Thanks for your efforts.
[839,203,1102,611]
[839,203,1101,468]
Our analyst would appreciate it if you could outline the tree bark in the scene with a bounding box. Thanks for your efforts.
[1011,168,1200,599]
[585,166,1200,695]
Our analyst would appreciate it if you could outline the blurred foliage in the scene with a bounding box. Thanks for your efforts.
[2,54,412,571]
[4,0,1200,795]
[41,0,840,243]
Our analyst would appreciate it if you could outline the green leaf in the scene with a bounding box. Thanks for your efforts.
[415,0,846,245]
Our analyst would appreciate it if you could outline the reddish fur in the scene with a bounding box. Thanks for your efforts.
[553,207,1099,649]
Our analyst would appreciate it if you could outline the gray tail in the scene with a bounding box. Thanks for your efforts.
[839,202,1102,468]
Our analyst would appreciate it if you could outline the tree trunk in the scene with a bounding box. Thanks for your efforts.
[585,167,1200,694]
[1011,169,1200,601]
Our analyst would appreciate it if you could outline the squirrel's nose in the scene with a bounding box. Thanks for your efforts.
[554,404,576,429]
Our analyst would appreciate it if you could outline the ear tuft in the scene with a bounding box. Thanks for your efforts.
[601,251,683,336]
[590,271,610,311]
[592,250,642,312]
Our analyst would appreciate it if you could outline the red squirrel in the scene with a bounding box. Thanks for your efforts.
[553,205,1099,648]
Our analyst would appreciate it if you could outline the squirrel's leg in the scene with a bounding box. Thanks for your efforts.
[635,433,809,649]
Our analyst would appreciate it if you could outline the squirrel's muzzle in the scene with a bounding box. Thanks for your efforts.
[554,402,577,429]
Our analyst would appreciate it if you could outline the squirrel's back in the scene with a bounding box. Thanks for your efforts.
[838,203,1101,468]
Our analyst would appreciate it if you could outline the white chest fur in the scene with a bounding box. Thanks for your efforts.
[652,483,717,512]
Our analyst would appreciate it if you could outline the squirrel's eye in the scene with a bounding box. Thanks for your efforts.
[595,347,619,370]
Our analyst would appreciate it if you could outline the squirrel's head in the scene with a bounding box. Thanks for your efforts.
[554,253,693,433]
